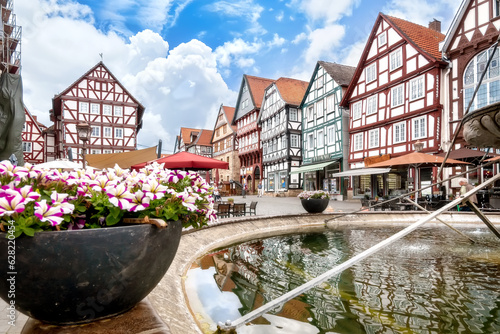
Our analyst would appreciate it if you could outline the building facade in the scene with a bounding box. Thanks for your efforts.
[440,0,500,188]
[211,104,240,194]
[50,61,145,164]
[22,110,45,164]
[174,127,213,157]
[297,61,355,200]
[259,77,308,196]
[341,14,446,199]
[231,74,275,193]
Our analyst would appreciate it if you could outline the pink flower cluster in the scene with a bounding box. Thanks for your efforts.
[0,160,216,232]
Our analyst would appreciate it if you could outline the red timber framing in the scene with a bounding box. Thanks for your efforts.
[22,108,45,164]
[50,61,145,165]
[341,13,447,169]
[231,74,275,193]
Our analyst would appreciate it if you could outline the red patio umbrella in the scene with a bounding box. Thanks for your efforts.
[131,151,229,170]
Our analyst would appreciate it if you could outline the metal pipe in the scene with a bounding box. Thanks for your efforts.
[219,172,500,331]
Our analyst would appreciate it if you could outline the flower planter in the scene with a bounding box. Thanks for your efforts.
[300,198,329,213]
[0,221,182,325]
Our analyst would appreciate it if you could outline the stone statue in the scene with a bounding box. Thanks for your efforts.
[0,73,25,165]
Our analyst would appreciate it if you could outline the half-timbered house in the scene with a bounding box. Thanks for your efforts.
[258,77,308,196]
[231,74,275,193]
[50,61,145,165]
[440,0,500,189]
[211,104,240,194]
[296,61,355,200]
[174,127,213,157]
[22,109,45,164]
[340,14,446,199]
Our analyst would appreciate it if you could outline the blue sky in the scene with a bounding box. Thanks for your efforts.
[15,0,461,153]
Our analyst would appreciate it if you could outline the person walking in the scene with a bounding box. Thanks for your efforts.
[258,181,263,197]
[242,183,247,198]
[458,177,477,211]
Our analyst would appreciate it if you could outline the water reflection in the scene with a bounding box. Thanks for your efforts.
[185,227,500,333]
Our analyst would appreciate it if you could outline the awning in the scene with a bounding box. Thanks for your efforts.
[290,160,338,174]
[329,167,391,177]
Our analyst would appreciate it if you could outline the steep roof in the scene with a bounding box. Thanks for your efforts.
[52,61,145,125]
[318,61,356,87]
[193,129,214,146]
[180,127,200,145]
[246,75,275,109]
[440,0,470,54]
[274,77,309,106]
[222,105,237,132]
[385,14,445,60]
[341,13,445,107]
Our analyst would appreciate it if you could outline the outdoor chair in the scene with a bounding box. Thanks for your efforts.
[217,203,231,218]
[246,201,258,215]
[232,203,246,217]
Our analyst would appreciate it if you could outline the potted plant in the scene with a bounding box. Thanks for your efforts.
[0,160,216,325]
[227,197,234,204]
[297,190,330,213]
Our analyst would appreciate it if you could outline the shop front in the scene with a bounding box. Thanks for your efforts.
[291,159,345,201]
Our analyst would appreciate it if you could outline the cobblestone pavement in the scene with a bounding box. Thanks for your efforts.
[0,195,362,333]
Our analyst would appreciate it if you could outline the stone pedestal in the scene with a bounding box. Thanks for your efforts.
[21,299,171,334]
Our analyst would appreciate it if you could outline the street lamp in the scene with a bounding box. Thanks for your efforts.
[76,121,92,168]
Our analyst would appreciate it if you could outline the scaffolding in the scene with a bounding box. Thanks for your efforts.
[0,0,21,74]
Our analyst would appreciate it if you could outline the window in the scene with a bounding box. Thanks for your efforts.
[291,134,299,147]
[308,133,314,149]
[316,100,324,118]
[353,133,363,151]
[390,48,402,71]
[410,76,424,100]
[366,95,377,115]
[327,125,335,144]
[290,108,298,121]
[80,102,89,113]
[393,122,406,144]
[391,84,404,107]
[307,106,314,120]
[378,32,387,46]
[22,142,32,152]
[463,48,500,112]
[114,106,123,116]
[352,102,362,119]
[317,130,324,147]
[413,116,426,139]
[103,105,112,115]
[496,0,500,17]
[91,126,100,137]
[104,149,112,154]
[366,63,377,83]
[91,149,101,154]
[104,127,112,138]
[368,129,379,148]
[91,103,99,114]
[115,128,123,138]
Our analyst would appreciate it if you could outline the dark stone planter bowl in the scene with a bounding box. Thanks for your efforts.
[300,198,330,213]
[0,221,182,325]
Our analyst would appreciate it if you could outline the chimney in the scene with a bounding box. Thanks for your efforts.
[428,19,441,33]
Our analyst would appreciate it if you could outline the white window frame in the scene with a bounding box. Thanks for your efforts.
[317,129,324,147]
[79,102,89,113]
[390,48,403,71]
[103,126,112,138]
[412,116,427,140]
[368,129,379,148]
[366,63,377,83]
[308,133,314,150]
[393,122,406,144]
[22,142,32,153]
[410,76,424,101]
[327,125,335,145]
[90,103,100,114]
[103,104,112,115]
[378,32,387,46]
[391,84,404,107]
[290,108,298,122]
[91,149,101,154]
[316,100,324,118]
[115,128,123,138]
[353,133,363,151]
[366,95,378,115]
[114,106,123,116]
[291,134,299,148]
[91,126,100,137]
[326,95,335,114]
[307,106,314,120]
[352,102,362,120]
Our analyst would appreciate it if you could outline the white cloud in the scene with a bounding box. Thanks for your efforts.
[304,25,345,64]
[205,0,266,36]
[292,32,307,44]
[276,10,284,22]
[268,33,286,47]
[16,0,236,153]
[299,0,360,24]
[214,38,264,68]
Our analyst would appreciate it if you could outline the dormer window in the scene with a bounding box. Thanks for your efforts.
[378,32,387,46]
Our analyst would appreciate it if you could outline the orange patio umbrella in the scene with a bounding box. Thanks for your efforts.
[368,151,471,168]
